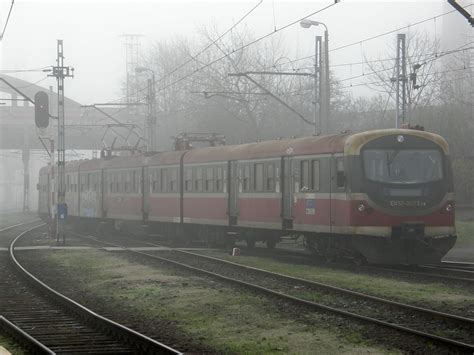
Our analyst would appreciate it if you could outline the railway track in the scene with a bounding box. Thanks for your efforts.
[74,232,474,353]
[0,223,180,354]
[237,243,474,284]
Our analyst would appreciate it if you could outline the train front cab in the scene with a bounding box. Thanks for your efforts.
[346,129,457,264]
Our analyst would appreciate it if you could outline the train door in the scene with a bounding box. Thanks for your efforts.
[100,169,106,218]
[142,166,149,220]
[227,160,238,225]
[330,156,346,233]
[281,156,293,229]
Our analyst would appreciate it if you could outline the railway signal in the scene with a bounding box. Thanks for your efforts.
[34,91,50,128]
[47,40,74,245]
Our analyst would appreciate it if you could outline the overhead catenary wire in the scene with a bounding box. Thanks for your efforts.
[106,0,264,105]
[292,43,474,71]
[0,0,14,41]
[155,2,339,93]
[270,4,474,69]
[340,65,474,90]
[0,66,51,74]
[101,0,339,114]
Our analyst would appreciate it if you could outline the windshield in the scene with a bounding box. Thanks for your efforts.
[363,149,443,184]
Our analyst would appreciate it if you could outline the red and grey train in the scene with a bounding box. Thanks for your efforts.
[38,128,456,264]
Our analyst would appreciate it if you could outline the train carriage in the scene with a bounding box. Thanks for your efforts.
[38,128,456,264]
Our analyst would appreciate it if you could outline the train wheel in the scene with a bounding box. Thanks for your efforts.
[266,239,276,249]
[353,255,367,266]
[246,238,256,249]
[324,251,337,263]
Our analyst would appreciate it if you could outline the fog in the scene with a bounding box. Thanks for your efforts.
[0,0,472,211]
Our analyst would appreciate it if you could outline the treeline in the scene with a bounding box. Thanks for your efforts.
[129,28,473,204]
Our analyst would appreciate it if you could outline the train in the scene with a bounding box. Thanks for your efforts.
[38,128,457,264]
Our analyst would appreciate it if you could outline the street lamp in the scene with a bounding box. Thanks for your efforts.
[300,19,330,134]
[135,67,157,151]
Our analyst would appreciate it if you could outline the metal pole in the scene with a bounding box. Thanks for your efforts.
[22,127,30,212]
[146,78,152,151]
[395,36,401,128]
[48,40,73,245]
[324,29,330,133]
[401,34,407,125]
[151,72,157,151]
[314,36,322,134]
[394,34,407,128]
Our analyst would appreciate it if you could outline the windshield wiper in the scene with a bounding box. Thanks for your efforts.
[386,150,400,176]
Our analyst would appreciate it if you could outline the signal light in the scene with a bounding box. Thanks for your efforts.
[34,91,49,128]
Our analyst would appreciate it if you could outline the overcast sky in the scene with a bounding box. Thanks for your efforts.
[0,0,472,104]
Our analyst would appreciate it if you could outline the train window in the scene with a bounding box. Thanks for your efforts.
[66,175,70,192]
[170,168,178,192]
[205,167,214,192]
[113,173,117,193]
[160,169,168,193]
[216,166,223,192]
[254,163,264,192]
[336,158,345,189]
[151,169,157,193]
[117,172,122,193]
[185,168,193,192]
[312,160,320,191]
[195,167,203,192]
[95,173,100,192]
[124,171,131,193]
[243,165,251,191]
[266,163,275,191]
[133,170,138,193]
[300,160,310,191]
[109,173,114,193]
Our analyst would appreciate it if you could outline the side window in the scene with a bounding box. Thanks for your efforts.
[124,171,130,193]
[336,158,345,189]
[205,167,214,192]
[312,160,320,191]
[300,160,310,191]
[254,163,264,192]
[170,168,178,192]
[266,163,275,191]
[110,172,114,193]
[195,167,203,192]
[216,166,223,192]
[185,168,193,192]
[243,165,250,192]
[160,169,168,193]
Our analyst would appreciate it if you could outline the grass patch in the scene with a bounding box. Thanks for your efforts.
[455,220,474,245]
[196,250,474,313]
[36,249,397,354]
[0,335,25,355]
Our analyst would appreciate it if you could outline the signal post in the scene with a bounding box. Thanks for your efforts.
[47,40,74,245]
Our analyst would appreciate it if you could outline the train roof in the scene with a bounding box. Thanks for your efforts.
[101,154,146,169]
[45,129,449,173]
[344,129,449,155]
[182,134,349,164]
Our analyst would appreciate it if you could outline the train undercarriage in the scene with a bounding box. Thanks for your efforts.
[40,213,457,265]
[304,232,457,265]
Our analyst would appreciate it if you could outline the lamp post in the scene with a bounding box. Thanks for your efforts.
[135,67,157,151]
[300,19,330,134]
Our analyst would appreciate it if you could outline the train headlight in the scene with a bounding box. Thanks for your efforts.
[397,135,405,143]
[358,203,366,212]
[444,203,454,213]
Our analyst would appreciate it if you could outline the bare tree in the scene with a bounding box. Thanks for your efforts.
[364,30,441,121]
